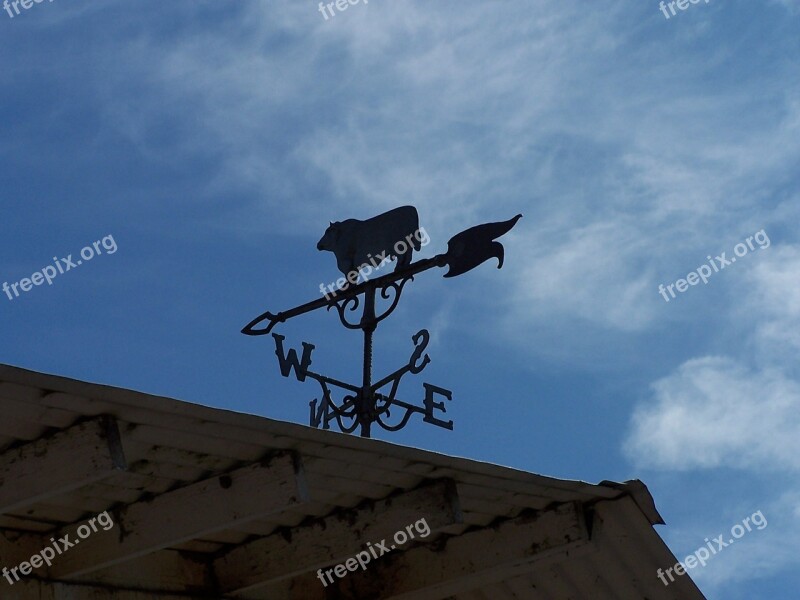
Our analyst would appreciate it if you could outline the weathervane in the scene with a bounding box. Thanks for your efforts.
[242,206,522,438]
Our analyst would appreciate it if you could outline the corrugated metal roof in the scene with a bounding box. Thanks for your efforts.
[0,364,706,599]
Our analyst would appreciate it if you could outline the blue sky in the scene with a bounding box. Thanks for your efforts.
[1,0,799,597]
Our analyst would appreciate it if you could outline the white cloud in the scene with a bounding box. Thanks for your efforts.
[624,357,800,471]
[507,219,658,331]
[739,244,800,358]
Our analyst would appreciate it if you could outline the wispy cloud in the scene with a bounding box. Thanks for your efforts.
[76,0,799,343]
[740,244,800,358]
[625,356,800,471]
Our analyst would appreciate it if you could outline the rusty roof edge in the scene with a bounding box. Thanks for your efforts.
[596,478,665,526]
[0,362,624,501]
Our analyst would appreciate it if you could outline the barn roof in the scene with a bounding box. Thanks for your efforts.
[0,364,706,599]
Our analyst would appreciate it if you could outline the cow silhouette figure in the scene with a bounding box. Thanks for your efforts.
[317,206,422,276]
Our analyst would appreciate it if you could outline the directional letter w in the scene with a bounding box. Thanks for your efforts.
[272,334,315,382]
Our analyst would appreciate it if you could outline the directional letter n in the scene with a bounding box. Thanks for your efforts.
[272,334,315,382]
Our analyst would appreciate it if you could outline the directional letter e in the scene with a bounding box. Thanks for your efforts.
[272,334,315,382]
[422,383,453,430]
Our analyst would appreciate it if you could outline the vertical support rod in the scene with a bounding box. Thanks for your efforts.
[361,328,373,438]
[360,286,377,438]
